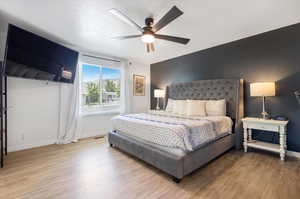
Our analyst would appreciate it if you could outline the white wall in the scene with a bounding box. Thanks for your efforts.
[129,62,151,113]
[0,20,150,152]
[7,78,60,151]
[0,16,7,61]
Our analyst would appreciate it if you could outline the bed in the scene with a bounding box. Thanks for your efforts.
[108,79,244,183]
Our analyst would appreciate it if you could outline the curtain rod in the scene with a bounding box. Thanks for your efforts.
[82,54,121,63]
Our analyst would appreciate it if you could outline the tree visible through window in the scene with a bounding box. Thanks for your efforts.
[81,64,121,111]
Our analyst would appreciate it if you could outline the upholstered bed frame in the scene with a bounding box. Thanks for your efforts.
[108,79,244,183]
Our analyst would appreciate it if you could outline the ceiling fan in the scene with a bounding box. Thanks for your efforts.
[109,6,190,53]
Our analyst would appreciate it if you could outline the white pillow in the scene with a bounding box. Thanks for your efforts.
[172,100,187,115]
[206,99,226,116]
[165,99,174,112]
[186,100,206,116]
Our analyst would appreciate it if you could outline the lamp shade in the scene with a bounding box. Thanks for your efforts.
[154,89,165,98]
[250,82,275,97]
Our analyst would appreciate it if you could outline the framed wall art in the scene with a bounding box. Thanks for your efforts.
[133,75,145,96]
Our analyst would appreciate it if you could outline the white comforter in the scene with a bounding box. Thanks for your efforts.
[112,112,232,152]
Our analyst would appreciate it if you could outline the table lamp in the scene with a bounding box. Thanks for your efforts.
[250,82,275,119]
[154,89,165,110]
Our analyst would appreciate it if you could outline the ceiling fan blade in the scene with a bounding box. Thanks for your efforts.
[155,34,190,44]
[150,43,155,52]
[152,6,183,32]
[112,35,141,40]
[146,43,150,53]
[109,8,144,32]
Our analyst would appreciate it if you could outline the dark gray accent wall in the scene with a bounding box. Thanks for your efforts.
[151,23,300,152]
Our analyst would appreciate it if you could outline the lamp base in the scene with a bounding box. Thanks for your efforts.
[156,98,160,110]
[261,111,269,120]
[261,96,270,120]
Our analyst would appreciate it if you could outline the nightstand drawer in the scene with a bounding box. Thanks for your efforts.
[246,123,279,132]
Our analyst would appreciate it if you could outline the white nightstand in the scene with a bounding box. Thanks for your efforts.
[242,117,289,161]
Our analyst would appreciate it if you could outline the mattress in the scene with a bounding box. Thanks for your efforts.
[114,130,232,157]
[112,112,232,153]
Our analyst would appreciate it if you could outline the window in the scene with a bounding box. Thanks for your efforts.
[81,64,121,114]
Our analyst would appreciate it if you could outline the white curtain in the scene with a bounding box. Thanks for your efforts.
[57,63,82,144]
[120,60,131,114]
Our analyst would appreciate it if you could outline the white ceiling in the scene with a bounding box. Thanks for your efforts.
[1,0,300,65]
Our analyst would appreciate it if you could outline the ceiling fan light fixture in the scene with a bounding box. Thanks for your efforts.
[141,33,155,43]
[110,6,190,51]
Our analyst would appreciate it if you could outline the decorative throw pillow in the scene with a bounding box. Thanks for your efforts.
[206,99,226,116]
[165,99,174,112]
[186,100,206,116]
[172,100,187,115]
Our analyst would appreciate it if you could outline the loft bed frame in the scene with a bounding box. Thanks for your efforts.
[0,61,8,168]
[1,26,10,168]
[108,79,244,183]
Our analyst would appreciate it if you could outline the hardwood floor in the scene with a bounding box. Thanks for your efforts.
[1,138,300,199]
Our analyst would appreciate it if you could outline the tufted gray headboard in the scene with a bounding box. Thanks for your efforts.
[166,79,244,148]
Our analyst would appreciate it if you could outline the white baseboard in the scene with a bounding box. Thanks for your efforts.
[287,150,300,159]
[8,139,57,152]
[7,131,107,152]
[80,131,107,139]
